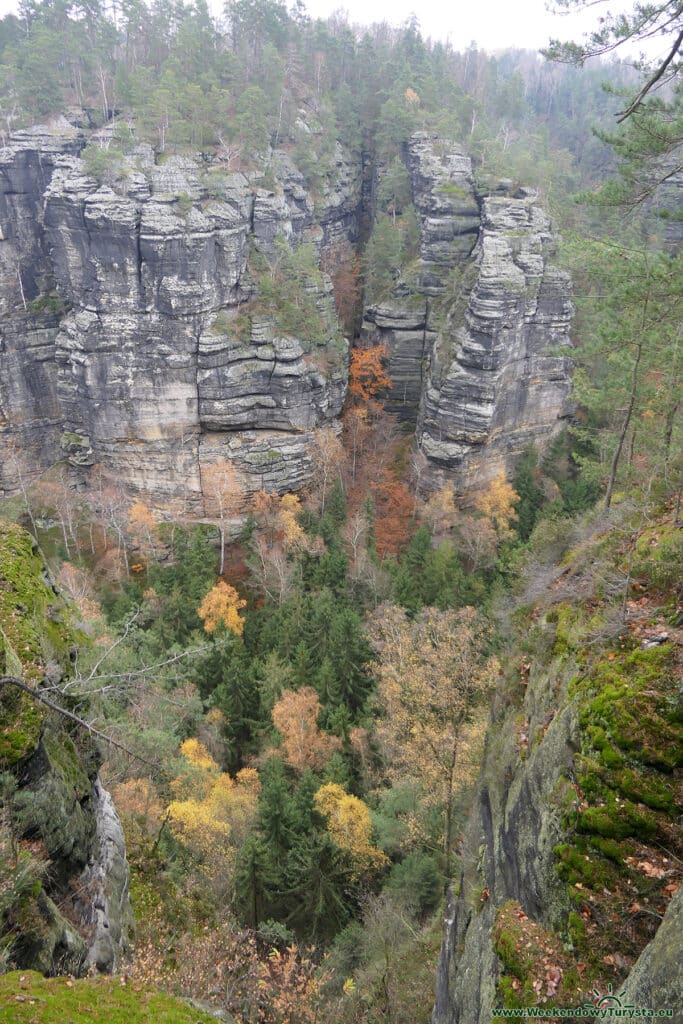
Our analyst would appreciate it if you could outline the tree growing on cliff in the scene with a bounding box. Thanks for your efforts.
[202,459,245,575]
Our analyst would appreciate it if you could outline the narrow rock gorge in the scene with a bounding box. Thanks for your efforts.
[0,116,573,506]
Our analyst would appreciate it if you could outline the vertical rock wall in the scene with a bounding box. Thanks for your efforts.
[0,117,359,506]
[362,133,574,491]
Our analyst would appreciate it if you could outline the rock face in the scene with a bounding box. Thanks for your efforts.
[0,521,132,975]
[0,116,358,506]
[362,133,574,487]
[431,525,682,1024]
[1,119,570,504]
[432,661,581,1024]
[78,778,134,974]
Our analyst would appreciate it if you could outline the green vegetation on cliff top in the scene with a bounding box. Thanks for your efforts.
[0,971,217,1024]
[0,521,79,767]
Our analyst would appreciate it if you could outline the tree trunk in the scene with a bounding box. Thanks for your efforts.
[605,339,643,510]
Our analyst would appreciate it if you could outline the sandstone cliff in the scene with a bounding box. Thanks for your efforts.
[362,133,574,491]
[1,118,572,506]
[0,115,357,508]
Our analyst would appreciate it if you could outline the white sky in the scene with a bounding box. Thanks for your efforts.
[300,0,602,53]
[0,0,663,57]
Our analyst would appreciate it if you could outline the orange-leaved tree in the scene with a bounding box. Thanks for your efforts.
[373,469,415,557]
[271,687,341,772]
[348,343,392,404]
[198,580,247,635]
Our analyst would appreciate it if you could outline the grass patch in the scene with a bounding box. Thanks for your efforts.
[0,971,217,1023]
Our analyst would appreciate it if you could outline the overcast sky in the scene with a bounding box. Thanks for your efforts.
[0,0,658,57]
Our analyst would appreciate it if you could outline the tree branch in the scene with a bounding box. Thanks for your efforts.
[617,26,683,121]
[0,675,159,769]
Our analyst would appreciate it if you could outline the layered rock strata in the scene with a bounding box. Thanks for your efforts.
[1,119,572,505]
[362,133,573,485]
[0,117,358,507]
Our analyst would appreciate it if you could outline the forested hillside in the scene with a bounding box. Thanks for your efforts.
[0,1,681,1022]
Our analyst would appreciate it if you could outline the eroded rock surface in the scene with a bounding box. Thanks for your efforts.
[0,116,358,506]
[362,133,573,484]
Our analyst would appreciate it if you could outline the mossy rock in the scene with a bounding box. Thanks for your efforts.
[0,971,219,1023]
[0,521,84,769]
[492,900,592,1013]
[8,890,88,977]
[0,685,43,767]
[571,645,681,771]
[0,521,78,683]
[12,728,97,884]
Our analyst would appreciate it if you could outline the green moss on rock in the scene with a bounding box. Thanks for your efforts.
[0,521,83,769]
[492,901,591,1014]
[0,971,219,1024]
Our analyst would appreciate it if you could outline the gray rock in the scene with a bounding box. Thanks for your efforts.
[361,134,573,459]
[0,120,358,503]
[432,651,583,1024]
[78,778,134,973]
[416,184,574,491]
[619,887,683,1021]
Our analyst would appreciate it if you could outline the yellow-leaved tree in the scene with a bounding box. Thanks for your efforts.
[314,782,387,876]
[198,579,247,635]
[278,493,306,550]
[474,472,519,541]
[368,604,498,865]
[167,738,260,895]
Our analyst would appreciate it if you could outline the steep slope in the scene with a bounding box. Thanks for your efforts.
[0,520,132,974]
[432,512,682,1022]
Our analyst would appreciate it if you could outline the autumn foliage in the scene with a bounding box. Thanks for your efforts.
[198,579,247,634]
[368,604,498,856]
[474,472,519,540]
[314,783,387,875]
[272,688,341,772]
[167,739,260,893]
[373,469,415,557]
[348,344,392,403]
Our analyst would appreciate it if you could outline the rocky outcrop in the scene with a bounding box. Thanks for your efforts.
[78,778,134,974]
[406,132,481,295]
[619,887,683,1015]
[433,659,580,1024]
[1,118,570,504]
[362,133,573,484]
[432,521,682,1024]
[0,521,132,975]
[0,115,359,506]
[418,186,574,491]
